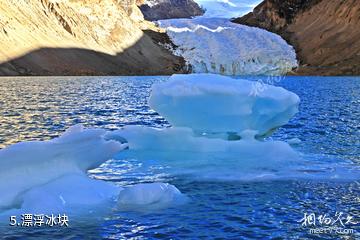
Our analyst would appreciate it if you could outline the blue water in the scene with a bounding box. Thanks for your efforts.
[0,76,359,239]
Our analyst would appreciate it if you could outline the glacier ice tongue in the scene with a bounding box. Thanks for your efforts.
[149,74,300,138]
[159,18,298,75]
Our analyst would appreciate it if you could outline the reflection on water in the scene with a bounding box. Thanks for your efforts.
[0,76,169,148]
[0,76,359,239]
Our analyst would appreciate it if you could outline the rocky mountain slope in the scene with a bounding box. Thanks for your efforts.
[233,0,360,75]
[139,0,204,20]
[0,0,186,76]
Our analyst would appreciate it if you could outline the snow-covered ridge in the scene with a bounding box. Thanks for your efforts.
[159,18,298,75]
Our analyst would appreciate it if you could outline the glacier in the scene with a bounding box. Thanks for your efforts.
[159,18,298,75]
[149,74,300,138]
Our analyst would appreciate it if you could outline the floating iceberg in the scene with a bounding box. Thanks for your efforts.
[149,74,300,138]
[1,73,358,216]
[110,74,357,181]
[118,183,187,211]
[159,18,297,75]
[0,125,126,211]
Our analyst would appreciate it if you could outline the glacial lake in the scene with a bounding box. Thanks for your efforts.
[0,76,359,239]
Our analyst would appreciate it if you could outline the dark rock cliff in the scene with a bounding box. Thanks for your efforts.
[233,0,360,75]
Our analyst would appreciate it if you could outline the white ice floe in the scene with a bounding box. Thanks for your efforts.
[108,125,302,180]
[149,74,300,138]
[118,183,187,210]
[159,18,297,75]
[0,125,126,211]
[143,0,160,8]
[0,125,186,215]
[1,73,358,216]
[20,174,122,214]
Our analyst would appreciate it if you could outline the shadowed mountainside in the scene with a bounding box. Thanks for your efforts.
[0,0,186,76]
[233,0,360,75]
[0,32,186,76]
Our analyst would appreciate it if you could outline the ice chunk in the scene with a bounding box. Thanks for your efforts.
[0,125,127,210]
[149,74,300,138]
[108,125,301,180]
[159,18,297,75]
[117,183,187,210]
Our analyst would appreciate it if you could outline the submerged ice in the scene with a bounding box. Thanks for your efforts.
[0,125,126,211]
[118,183,188,211]
[159,18,297,75]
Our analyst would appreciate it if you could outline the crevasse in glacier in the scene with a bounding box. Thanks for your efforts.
[158,18,298,75]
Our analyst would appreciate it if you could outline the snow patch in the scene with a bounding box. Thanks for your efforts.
[0,125,126,210]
